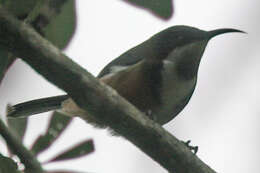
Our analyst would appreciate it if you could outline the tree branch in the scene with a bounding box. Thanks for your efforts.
[27,0,71,36]
[0,119,44,173]
[0,6,216,173]
[0,0,72,83]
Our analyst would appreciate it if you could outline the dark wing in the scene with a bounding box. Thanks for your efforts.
[98,51,144,78]
[97,38,152,78]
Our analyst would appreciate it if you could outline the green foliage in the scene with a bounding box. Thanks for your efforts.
[31,112,73,155]
[0,0,38,82]
[7,116,28,140]
[3,112,94,172]
[0,0,39,81]
[0,154,21,173]
[0,50,11,83]
[0,0,76,49]
[46,139,94,163]
[43,0,76,49]
[0,1,89,172]
[0,0,76,82]
[0,0,38,18]
[124,0,173,20]
[0,50,8,76]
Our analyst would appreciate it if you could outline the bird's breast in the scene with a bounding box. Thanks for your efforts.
[152,60,197,125]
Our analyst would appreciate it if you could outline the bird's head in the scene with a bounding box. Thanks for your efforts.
[145,25,245,80]
[149,25,244,60]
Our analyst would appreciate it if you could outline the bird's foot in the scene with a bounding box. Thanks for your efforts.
[182,140,198,154]
[145,110,157,122]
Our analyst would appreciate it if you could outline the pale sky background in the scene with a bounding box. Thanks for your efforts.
[0,0,259,173]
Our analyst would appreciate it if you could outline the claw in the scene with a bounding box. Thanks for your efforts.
[182,140,198,154]
[145,110,157,122]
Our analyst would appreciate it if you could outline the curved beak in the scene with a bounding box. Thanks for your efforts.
[208,28,246,39]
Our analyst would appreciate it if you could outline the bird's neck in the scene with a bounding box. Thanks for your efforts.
[169,41,208,80]
[175,55,202,80]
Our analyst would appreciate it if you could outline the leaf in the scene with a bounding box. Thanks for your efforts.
[0,51,15,84]
[31,112,73,155]
[0,1,39,85]
[46,139,94,163]
[0,0,5,5]
[1,0,38,18]
[0,154,21,173]
[7,105,28,141]
[2,0,76,49]
[43,0,76,49]
[0,50,9,81]
[123,0,174,20]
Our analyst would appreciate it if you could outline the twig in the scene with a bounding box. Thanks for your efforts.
[0,0,71,83]
[27,0,71,36]
[0,6,216,173]
[0,119,44,172]
[0,2,73,172]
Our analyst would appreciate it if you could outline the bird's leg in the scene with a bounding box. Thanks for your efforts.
[145,110,199,154]
[181,140,198,154]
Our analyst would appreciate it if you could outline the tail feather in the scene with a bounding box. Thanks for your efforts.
[7,95,69,118]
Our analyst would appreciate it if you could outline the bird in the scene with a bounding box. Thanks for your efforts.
[7,25,244,128]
